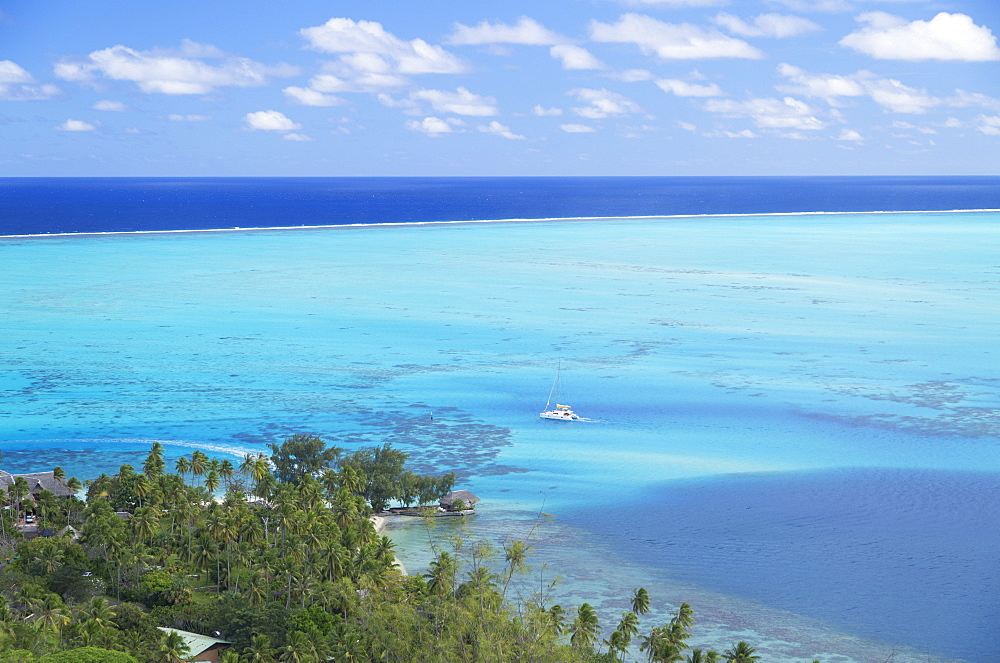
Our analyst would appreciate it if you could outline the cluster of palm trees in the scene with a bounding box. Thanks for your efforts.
[1,440,406,661]
[1,440,793,662]
[560,588,762,663]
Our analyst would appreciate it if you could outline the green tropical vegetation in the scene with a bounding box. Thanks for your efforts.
[1,438,824,662]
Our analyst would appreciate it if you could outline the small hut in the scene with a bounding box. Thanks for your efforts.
[439,490,480,512]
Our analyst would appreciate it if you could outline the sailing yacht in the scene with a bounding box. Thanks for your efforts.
[540,363,582,421]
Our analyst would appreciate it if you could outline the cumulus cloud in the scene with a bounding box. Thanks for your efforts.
[840,12,1000,61]
[570,88,641,119]
[283,86,344,106]
[167,113,211,121]
[410,87,498,116]
[704,96,826,131]
[56,119,97,132]
[447,17,563,46]
[550,45,604,70]
[590,14,764,60]
[608,69,654,82]
[406,116,461,136]
[0,60,61,100]
[93,99,128,111]
[560,123,596,133]
[776,63,945,114]
[656,79,724,97]
[478,120,525,140]
[283,133,314,142]
[864,78,940,114]
[532,105,563,116]
[776,63,866,105]
[616,0,729,6]
[301,18,465,74]
[244,110,301,132]
[836,128,864,142]
[54,41,297,95]
[974,115,1000,136]
[713,13,820,38]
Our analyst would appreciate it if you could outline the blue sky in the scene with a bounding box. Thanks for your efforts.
[2,0,999,176]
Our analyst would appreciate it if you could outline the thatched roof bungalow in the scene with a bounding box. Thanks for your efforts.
[439,490,480,512]
[0,470,75,499]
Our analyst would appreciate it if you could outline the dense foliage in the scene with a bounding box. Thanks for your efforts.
[1,440,821,662]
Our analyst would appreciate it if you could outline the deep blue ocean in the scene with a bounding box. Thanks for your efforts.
[2,176,999,235]
[2,177,999,662]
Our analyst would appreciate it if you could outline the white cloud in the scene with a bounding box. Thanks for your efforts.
[777,63,944,114]
[244,110,301,132]
[300,18,465,74]
[949,89,1000,112]
[776,63,866,105]
[678,120,698,132]
[836,128,864,142]
[309,68,409,94]
[283,86,344,106]
[608,69,654,82]
[448,17,563,46]
[55,42,297,95]
[616,0,729,6]
[478,121,525,140]
[974,115,1000,136]
[841,12,1000,61]
[705,96,827,131]
[0,60,32,83]
[283,133,314,142]
[709,129,758,138]
[864,78,940,114]
[0,60,60,100]
[532,105,563,116]
[713,13,821,38]
[590,14,764,60]
[656,79,724,97]
[770,0,850,11]
[560,123,596,133]
[550,45,604,70]
[411,87,498,116]
[93,99,128,111]
[570,88,641,119]
[406,116,458,136]
[56,119,97,132]
[167,113,211,121]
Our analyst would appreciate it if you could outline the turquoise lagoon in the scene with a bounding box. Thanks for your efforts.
[2,212,999,662]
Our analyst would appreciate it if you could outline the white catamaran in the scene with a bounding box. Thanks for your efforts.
[540,363,582,421]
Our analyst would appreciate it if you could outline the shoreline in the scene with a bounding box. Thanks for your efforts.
[2,207,999,240]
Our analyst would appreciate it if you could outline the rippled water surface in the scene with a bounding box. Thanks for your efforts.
[2,210,998,662]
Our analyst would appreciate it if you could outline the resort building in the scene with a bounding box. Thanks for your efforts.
[0,470,75,500]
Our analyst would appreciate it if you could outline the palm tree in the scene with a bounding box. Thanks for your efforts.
[723,641,760,663]
[617,611,640,647]
[190,451,207,488]
[144,442,166,479]
[244,633,276,662]
[632,587,651,616]
[569,602,600,650]
[218,459,234,491]
[426,551,458,597]
[174,456,190,481]
[157,629,191,663]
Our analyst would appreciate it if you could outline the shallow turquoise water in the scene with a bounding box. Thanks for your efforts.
[2,213,998,662]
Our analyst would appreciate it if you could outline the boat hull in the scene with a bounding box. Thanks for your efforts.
[540,410,581,421]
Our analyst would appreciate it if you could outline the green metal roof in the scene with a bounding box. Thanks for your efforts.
[158,627,230,655]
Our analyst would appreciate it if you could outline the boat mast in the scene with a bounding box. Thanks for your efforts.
[545,361,561,410]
